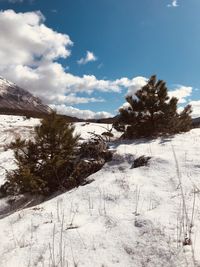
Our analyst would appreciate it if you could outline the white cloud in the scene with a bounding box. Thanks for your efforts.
[188,100,200,118]
[0,10,150,111]
[119,102,131,111]
[50,105,112,120]
[1,10,195,121]
[2,63,122,103]
[47,94,104,105]
[169,86,192,103]
[0,10,72,65]
[167,0,179,7]
[179,100,200,118]
[77,51,97,65]
[0,10,124,106]
[125,76,148,96]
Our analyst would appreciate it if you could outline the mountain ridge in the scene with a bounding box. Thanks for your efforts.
[0,76,50,115]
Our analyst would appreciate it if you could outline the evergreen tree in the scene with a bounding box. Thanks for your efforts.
[116,75,192,138]
[5,111,80,195]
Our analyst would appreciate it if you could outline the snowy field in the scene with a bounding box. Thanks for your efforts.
[0,115,200,266]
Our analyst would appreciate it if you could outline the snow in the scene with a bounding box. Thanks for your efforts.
[0,76,16,95]
[74,122,118,140]
[0,115,200,266]
[0,76,21,96]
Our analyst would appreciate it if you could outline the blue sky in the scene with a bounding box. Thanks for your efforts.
[0,0,200,118]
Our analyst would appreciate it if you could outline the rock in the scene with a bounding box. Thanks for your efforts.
[131,155,151,168]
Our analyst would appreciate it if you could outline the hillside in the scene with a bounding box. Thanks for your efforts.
[0,77,50,115]
[0,115,200,266]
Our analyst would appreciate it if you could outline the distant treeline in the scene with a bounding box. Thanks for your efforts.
[0,106,198,127]
[0,107,116,124]
[0,107,82,122]
[192,117,200,128]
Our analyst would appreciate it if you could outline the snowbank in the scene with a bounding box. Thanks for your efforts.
[0,115,199,266]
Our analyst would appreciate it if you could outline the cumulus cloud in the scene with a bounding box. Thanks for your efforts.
[2,63,122,103]
[0,10,124,107]
[125,76,147,96]
[0,10,139,118]
[47,94,104,105]
[118,102,131,111]
[188,100,200,118]
[169,85,192,103]
[0,10,72,66]
[50,105,112,119]
[77,51,97,65]
[167,0,179,7]
[179,100,200,118]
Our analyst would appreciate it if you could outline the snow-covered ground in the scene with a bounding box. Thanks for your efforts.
[0,115,200,266]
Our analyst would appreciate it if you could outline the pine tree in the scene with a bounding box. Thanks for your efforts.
[5,111,80,195]
[116,75,192,138]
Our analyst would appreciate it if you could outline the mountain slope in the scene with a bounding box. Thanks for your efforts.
[0,77,50,115]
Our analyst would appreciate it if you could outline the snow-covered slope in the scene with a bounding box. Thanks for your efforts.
[0,77,50,114]
[0,115,200,266]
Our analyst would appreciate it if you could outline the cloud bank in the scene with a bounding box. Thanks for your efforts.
[50,105,112,120]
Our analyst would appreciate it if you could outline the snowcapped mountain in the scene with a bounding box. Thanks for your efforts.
[0,77,50,115]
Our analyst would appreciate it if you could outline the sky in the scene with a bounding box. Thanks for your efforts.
[0,0,200,119]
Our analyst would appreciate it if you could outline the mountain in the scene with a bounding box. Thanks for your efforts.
[0,76,50,116]
[0,77,91,121]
